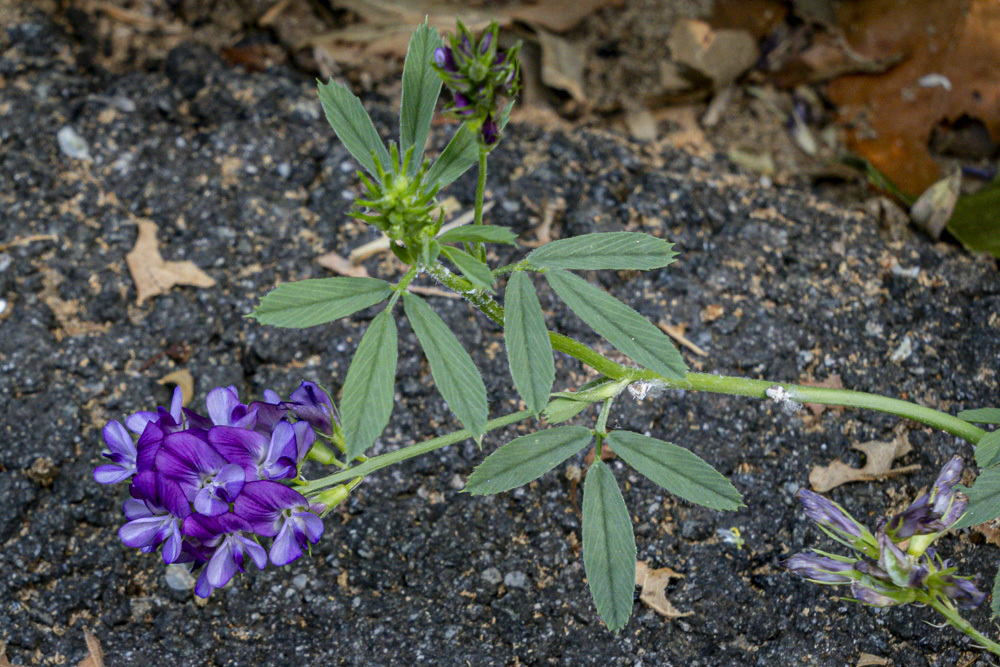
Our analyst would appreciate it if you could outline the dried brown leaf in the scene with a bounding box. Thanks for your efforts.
[635,561,693,619]
[77,630,104,667]
[0,642,22,667]
[855,653,889,667]
[126,221,215,305]
[667,19,758,89]
[910,168,962,239]
[809,429,919,492]
[158,369,194,407]
[536,29,587,103]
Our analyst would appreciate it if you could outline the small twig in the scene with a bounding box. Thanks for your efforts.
[408,285,459,299]
[657,322,708,357]
[0,234,58,251]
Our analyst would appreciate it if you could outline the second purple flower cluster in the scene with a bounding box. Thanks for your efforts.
[95,382,337,597]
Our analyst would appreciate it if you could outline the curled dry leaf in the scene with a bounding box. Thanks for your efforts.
[78,630,104,667]
[635,561,693,619]
[126,220,215,305]
[855,653,890,667]
[809,428,919,492]
[910,168,962,239]
[157,369,194,407]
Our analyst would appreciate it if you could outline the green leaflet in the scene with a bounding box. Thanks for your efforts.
[399,22,443,177]
[975,431,1000,468]
[960,408,1000,425]
[440,246,495,292]
[953,466,1000,530]
[582,459,636,633]
[605,431,744,511]
[464,426,592,495]
[403,292,488,437]
[527,232,677,271]
[993,568,1000,618]
[438,225,518,245]
[251,278,393,328]
[425,123,478,189]
[317,79,392,178]
[341,310,398,461]
[545,269,688,379]
[504,272,554,414]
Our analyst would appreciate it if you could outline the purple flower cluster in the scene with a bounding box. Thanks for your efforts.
[432,20,520,146]
[786,456,985,609]
[95,382,336,597]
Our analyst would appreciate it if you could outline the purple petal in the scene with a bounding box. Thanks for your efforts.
[785,552,855,584]
[851,581,900,607]
[135,422,165,473]
[158,476,192,518]
[156,431,227,487]
[123,498,152,520]
[293,422,315,464]
[119,516,169,548]
[269,522,303,566]
[162,529,183,563]
[126,411,157,434]
[295,511,325,545]
[206,540,238,588]
[194,489,231,516]
[215,463,246,502]
[169,386,184,423]
[182,408,213,431]
[103,420,135,458]
[208,426,268,476]
[194,569,214,598]
[207,387,241,426]
[241,536,268,570]
[232,480,309,535]
[94,464,134,485]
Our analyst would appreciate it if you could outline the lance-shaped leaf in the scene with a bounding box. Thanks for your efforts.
[441,246,495,292]
[993,570,1000,618]
[583,459,636,633]
[438,225,518,245]
[425,123,478,189]
[528,232,677,271]
[975,431,1000,468]
[317,79,392,178]
[952,466,1000,530]
[504,271,554,414]
[341,310,398,461]
[545,269,688,379]
[606,431,743,511]
[399,22,443,177]
[960,408,1000,425]
[465,426,592,495]
[251,278,393,328]
[403,292,488,437]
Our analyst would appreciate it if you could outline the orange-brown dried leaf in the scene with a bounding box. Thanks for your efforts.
[828,0,1000,195]
[126,221,216,304]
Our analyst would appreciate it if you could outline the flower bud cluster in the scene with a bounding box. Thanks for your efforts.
[432,20,520,146]
[94,382,339,597]
[786,456,984,609]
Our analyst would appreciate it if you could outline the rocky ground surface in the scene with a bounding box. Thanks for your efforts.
[2,11,1000,667]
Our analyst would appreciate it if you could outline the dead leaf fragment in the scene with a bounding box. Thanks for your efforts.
[809,428,919,492]
[910,168,961,239]
[158,369,194,407]
[126,221,215,305]
[536,28,587,103]
[635,561,693,619]
[855,653,889,667]
[78,630,104,667]
[668,19,758,89]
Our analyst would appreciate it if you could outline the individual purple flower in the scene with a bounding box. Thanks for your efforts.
[452,92,475,116]
[233,480,324,566]
[94,420,137,484]
[248,389,288,435]
[481,114,499,145]
[785,552,856,584]
[941,575,987,609]
[208,420,301,481]
[155,431,245,515]
[876,522,912,587]
[119,472,191,563]
[434,46,457,72]
[887,456,967,540]
[851,580,901,607]
[125,386,185,435]
[183,513,267,598]
[795,488,872,554]
[286,381,336,436]
[205,386,257,429]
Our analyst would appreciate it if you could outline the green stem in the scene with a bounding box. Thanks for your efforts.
[473,147,488,261]
[298,409,532,496]
[924,594,1000,656]
[388,265,419,309]
[425,263,985,445]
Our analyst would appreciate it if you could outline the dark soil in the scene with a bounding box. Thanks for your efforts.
[3,11,1000,667]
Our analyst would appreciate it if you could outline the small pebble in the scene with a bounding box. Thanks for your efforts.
[292,574,308,590]
[0,253,11,272]
[57,126,92,161]
[890,336,913,363]
[165,563,196,591]
[0,299,7,316]
[504,571,528,589]
[481,567,502,586]
[277,162,292,179]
